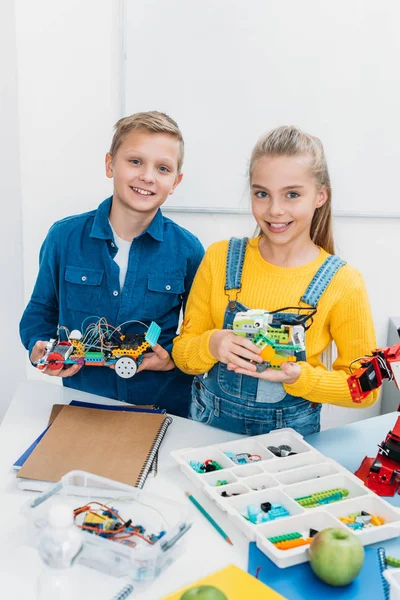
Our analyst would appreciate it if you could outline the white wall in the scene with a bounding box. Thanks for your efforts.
[166,211,400,428]
[12,0,400,427]
[15,0,120,299]
[0,0,25,420]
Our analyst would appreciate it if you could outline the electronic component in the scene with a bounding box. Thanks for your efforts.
[35,318,161,379]
[232,308,307,370]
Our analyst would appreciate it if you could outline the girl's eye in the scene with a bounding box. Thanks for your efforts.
[255,191,268,199]
[287,192,300,199]
[129,159,141,165]
[158,165,170,173]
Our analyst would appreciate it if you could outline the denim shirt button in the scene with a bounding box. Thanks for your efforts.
[81,276,87,282]
[113,290,118,296]
[165,284,171,291]
[110,242,115,248]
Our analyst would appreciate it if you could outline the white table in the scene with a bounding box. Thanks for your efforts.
[0,381,246,600]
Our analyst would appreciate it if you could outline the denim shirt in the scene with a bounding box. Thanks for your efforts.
[20,197,205,417]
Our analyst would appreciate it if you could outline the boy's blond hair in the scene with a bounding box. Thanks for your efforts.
[110,111,184,172]
[249,125,334,255]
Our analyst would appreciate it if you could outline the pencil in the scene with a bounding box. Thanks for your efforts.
[186,491,233,545]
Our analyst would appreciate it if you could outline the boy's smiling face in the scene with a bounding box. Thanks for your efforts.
[105,129,182,217]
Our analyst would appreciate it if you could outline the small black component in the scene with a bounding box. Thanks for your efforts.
[370,459,382,473]
[205,463,217,472]
[309,528,319,538]
[261,502,272,513]
[119,333,146,350]
[268,446,281,457]
[221,491,229,497]
[361,511,370,517]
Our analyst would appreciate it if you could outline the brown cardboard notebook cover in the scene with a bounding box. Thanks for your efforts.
[47,404,159,426]
[17,405,171,487]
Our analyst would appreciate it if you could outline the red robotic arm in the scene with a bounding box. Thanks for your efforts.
[347,341,400,403]
[347,329,400,495]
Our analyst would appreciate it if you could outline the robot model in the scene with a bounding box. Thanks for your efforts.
[35,318,161,379]
[347,331,400,496]
[232,308,309,371]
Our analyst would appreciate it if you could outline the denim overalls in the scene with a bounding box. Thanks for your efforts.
[190,237,346,436]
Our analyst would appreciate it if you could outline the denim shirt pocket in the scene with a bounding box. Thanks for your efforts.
[142,274,184,319]
[65,265,104,312]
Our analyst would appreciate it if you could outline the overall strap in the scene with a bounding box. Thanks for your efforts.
[225,237,248,310]
[301,255,346,307]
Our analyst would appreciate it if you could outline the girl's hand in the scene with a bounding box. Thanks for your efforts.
[209,330,264,370]
[227,360,301,384]
[137,344,175,372]
[30,340,83,378]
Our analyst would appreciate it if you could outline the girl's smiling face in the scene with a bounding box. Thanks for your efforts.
[251,154,328,250]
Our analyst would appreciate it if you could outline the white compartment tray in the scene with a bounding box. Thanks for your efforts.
[171,428,400,568]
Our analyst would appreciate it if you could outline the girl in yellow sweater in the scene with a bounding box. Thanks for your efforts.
[172,126,378,435]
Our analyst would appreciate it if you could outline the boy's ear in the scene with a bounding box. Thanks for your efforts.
[169,172,183,195]
[316,186,328,208]
[105,153,113,179]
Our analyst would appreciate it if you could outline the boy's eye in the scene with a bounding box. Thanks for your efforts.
[287,192,300,199]
[255,191,268,199]
[129,159,141,165]
[158,165,170,173]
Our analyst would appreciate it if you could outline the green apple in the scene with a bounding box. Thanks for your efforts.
[309,527,365,586]
[180,585,228,600]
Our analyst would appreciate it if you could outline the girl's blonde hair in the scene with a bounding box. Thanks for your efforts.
[249,125,334,255]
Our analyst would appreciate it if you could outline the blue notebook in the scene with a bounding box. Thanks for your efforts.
[13,400,165,470]
[248,541,384,600]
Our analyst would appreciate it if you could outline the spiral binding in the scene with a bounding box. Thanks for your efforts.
[136,416,173,488]
[112,583,134,600]
[377,547,390,600]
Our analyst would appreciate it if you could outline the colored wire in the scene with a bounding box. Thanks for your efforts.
[73,501,156,545]
[349,355,371,374]
[249,454,262,461]
[116,319,149,331]
[109,495,170,527]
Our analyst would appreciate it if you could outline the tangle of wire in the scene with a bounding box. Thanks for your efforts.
[73,501,157,548]
[349,354,394,381]
[62,317,151,353]
[269,306,317,330]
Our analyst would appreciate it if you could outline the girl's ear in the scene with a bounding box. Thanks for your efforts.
[316,186,328,208]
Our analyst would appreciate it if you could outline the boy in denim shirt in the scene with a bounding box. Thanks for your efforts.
[20,112,204,417]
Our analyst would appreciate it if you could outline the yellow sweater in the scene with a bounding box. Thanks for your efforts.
[172,238,378,408]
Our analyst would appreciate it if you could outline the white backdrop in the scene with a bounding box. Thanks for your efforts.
[125,0,400,216]
[6,0,400,428]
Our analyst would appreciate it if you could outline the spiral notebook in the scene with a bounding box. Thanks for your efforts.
[16,404,172,488]
[13,400,166,472]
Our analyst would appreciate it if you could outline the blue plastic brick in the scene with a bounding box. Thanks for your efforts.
[189,460,205,473]
[224,452,236,461]
[145,322,161,347]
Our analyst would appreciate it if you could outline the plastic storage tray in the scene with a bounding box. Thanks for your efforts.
[384,568,400,600]
[22,470,190,581]
[171,428,400,568]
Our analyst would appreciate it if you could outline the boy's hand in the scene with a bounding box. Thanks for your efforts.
[209,330,264,369]
[227,360,301,384]
[137,344,175,372]
[30,340,83,378]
